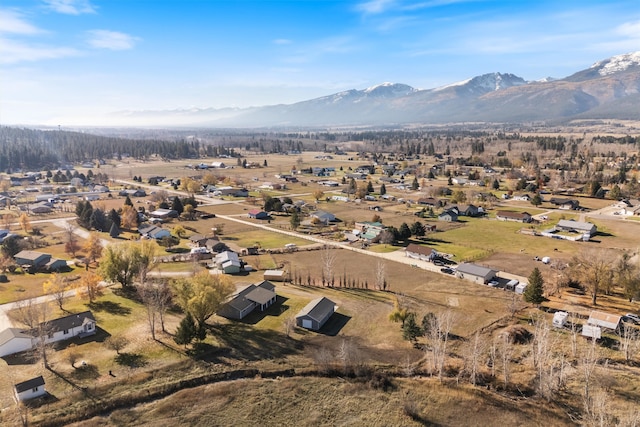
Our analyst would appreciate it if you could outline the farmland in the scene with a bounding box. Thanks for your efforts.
[2,130,640,426]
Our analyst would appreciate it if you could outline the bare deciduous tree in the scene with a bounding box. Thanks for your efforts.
[321,246,337,286]
[375,260,387,291]
[463,331,484,386]
[569,248,615,306]
[424,310,455,381]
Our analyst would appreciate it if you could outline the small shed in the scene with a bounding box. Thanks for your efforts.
[263,270,287,282]
[582,324,602,339]
[552,311,568,328]
[14,376,46,401]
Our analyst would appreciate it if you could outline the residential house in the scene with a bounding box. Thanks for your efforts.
[417,197,441,207]
[149,208,179,219]
[210,161,226,168]
[310,210,336,225]
[213,251,242,274]
[14,251,67,272]
[41,311,96,344]
[119,189,147,197]
[438,209,458,222]
[405,243,436,262]
[455,263,498,285]
[456,204,483,217]
[14,376,46,401]
[496,210,532,223]
[218,281,277,320]
[30,202,53,214]
[587,311,621,331]
[0,328,36,357]
[512,194,531,201]
[555,219,597,237]
[354,221,385,242]
[248,210,270,220]
[549,198,579,210]
[295,297,336,331]
[138,224,171,240]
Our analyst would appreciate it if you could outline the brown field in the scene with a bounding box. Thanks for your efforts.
[3,149,640,425]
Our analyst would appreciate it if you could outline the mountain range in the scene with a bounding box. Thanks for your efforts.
[114,52,640,127]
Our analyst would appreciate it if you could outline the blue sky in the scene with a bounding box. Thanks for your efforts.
[1,0,639,126]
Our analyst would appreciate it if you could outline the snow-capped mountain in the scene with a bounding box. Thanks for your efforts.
[110,51,640,127]
[591,51,640,76]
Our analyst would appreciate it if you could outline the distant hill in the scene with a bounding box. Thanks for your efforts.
[112,51,640,127]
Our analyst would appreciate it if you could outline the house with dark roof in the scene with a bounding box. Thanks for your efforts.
[14,251,67,272]
[496,210,532,223]
[438,209,458,222]
[310,210,336,225]
[405,243,436,262]
[41,311,96,344]
[248,210,270,220]
[296,297,336,331]
[455,263,498,285]
[14,376,46,401]
[217,281,277,320]
[549,198,579,210]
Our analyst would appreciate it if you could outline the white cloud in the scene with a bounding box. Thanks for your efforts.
[43,0,96,15]
[0,9,43,35]
[0,37,79,64]
[355,0,397,14]
[615,20,640,38]
[86,30,139,50]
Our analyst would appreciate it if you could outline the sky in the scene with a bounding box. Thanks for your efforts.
[1,0,639,126]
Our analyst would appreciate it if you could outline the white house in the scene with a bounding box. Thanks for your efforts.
[14,376,46,401]
[455,263,498,285]
[0,328,36,357]
[42,311,97,344]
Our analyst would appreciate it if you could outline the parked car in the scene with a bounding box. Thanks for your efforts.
[622,313,640,324]
[440,267,455,275]
[488,280,500,287]
[433,259,445,266]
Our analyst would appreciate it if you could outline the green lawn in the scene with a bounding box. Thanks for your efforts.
[428,217,581,260]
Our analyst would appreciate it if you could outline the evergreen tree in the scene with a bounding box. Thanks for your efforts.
[380,183,386,195]
[402,312,421,343]
[290,211,301,230]
[124,195,133,207]
[174,313,196,348]
[172,196,184,214]
[411,177,419,190]
[530,193,542,206]
[109,208,121,228]
[367,180,374,194]
[109,222,121,238]
[90,208,107,232]
[492,179,500,190]
[410,221,426,238]
[399,222,412,240]
[524,267,545,304]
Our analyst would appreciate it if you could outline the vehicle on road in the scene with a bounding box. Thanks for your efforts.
[440,267,455,275]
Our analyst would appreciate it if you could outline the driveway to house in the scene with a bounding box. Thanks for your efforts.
[52,218,110,247]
